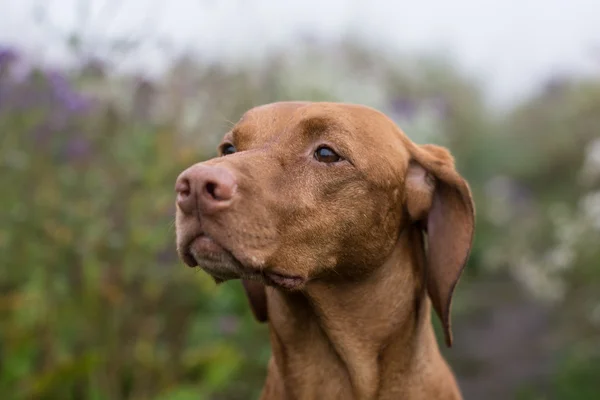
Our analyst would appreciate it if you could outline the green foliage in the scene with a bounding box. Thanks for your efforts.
[0,66,269,399]
[1,41,599,399]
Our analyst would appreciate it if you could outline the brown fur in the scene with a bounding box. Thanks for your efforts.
[175,101,475,399]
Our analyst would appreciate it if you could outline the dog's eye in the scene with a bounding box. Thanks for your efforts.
[314,146,342,163]
[221,144,236,156]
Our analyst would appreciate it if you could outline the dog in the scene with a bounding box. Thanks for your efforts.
[175,101,475,399]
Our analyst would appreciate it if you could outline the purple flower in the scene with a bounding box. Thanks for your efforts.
[10,81,53,110]
[0,46,19,92]
[389,97,418,121]
[45,70,93,113]
[0,46,18,68]
[0,84,8,109]
[63,137,91,161]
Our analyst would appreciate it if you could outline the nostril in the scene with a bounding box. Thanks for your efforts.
[175,176,195,215]
[179,165,236,214]
[203,179,235,202]
[205,181,217,200]
[176,178,190,192]
[176,178,191,202]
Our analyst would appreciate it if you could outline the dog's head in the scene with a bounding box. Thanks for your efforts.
[175,101,474,346]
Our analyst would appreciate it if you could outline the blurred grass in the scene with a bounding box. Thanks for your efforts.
[1,40,599,399]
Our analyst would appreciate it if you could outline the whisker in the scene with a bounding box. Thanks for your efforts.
[215,111,237,129]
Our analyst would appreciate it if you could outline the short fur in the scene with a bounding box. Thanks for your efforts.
[175,102,475,400]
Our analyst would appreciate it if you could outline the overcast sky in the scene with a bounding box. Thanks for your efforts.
[2,0,600,106]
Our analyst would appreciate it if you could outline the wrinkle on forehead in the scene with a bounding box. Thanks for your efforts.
[230,102,311,146]
[236,102,356,143]
[228,101,413,186]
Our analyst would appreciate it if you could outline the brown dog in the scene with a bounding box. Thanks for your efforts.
[175,101,475,399]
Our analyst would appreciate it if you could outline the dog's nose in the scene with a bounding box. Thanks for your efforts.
[175,165,237,215]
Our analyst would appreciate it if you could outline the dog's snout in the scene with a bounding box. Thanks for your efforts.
[176,165,237,215]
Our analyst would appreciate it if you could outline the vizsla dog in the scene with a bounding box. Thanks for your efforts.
[175,101,475,399]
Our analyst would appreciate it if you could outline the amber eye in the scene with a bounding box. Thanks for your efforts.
[221,144,236,156]
[314,146,342,163]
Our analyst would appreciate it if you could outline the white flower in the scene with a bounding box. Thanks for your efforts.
[579,191,600,231]
[579,138,600,185]
[545,247,575,272]
[512,254,565,303]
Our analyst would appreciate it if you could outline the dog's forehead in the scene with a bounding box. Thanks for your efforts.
[228,102,308,145]
[241,101,309,123]
[233,101,399,142]
[229,102,412,182]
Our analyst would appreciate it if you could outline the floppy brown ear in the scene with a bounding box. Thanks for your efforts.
[241,280,268,323]
[405,144,475,347]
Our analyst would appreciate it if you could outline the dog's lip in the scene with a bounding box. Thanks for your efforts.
[264,271,305,290]
[183,234,226,267]
[181,235,201,267]
[183,234,306,289]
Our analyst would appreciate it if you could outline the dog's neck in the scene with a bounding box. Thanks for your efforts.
[264,228,453,399]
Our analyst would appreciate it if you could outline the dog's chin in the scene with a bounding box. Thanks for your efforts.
[182,235,306,291]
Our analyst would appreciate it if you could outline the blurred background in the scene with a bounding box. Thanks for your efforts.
[1,0,600,399]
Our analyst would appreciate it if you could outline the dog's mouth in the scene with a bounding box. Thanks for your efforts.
[182,234,305,290]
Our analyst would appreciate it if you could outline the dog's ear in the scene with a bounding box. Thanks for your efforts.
[404,144,475,347]
[241,280,269,323]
